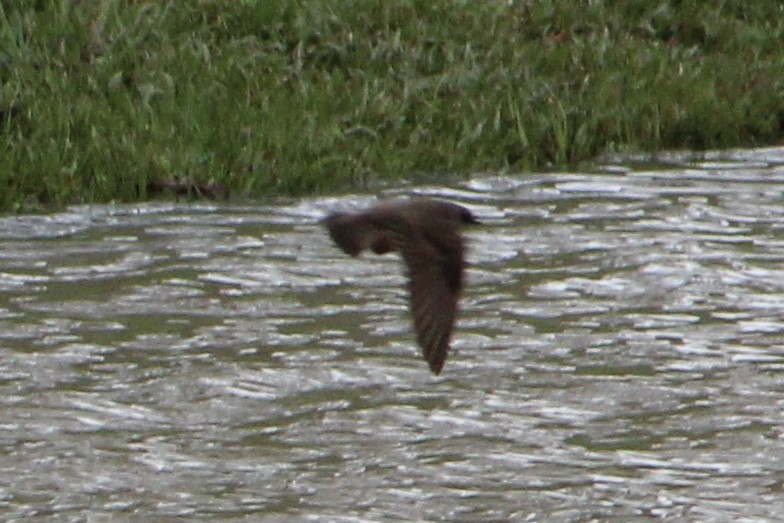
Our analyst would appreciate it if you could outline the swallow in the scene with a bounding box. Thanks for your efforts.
[322,197,478,374]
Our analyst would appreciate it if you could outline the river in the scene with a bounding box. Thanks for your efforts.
[2,147,784,521]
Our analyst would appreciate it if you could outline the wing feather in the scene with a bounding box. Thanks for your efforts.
[401,230,464,375]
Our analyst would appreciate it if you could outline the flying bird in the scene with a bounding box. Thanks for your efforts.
[321,197,478,374]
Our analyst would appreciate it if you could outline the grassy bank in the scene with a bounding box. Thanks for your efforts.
[2,1,783,212]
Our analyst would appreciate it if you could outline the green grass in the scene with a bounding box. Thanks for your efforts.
[1,0,784,211]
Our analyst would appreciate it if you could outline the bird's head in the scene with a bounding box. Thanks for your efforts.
[459,206,480,225]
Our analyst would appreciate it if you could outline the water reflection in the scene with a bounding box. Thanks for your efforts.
[2,148,784,520]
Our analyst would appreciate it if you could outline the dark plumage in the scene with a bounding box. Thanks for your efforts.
[321,198,478,374]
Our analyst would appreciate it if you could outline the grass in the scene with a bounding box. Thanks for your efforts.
[1,0,784,212]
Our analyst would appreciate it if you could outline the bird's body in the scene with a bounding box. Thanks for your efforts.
[321,198,478,374]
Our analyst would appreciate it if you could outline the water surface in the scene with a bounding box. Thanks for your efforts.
[3,147,784,521]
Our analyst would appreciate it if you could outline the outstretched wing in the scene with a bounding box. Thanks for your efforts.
[400,230,464,375]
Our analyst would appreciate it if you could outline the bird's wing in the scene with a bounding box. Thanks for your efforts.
[400,231,464,375]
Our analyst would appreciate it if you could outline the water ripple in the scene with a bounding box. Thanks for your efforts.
[2,147,784,520]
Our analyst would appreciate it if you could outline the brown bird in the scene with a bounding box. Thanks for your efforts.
[321,198,478,374]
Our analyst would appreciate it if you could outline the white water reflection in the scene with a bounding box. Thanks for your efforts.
[2,148,784,520]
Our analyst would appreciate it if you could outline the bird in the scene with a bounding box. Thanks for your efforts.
[321,197,478,374]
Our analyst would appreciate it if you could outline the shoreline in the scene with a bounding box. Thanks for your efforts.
[2,2,783,212]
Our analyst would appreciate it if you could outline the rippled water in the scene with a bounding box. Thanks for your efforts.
[4,147,784,521]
